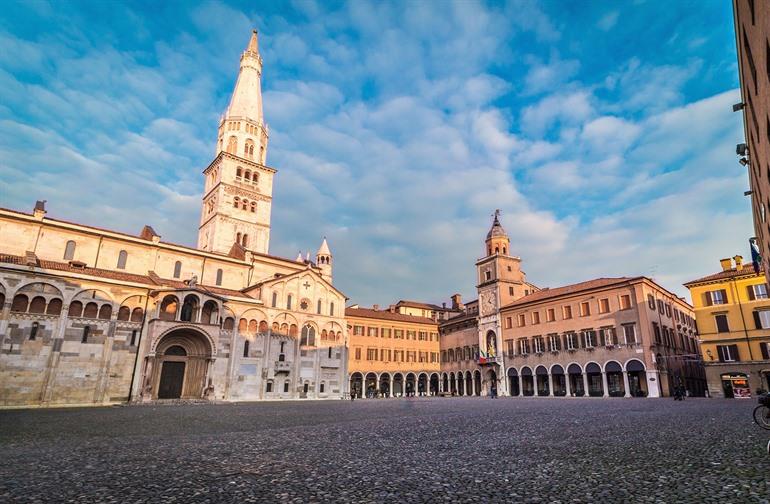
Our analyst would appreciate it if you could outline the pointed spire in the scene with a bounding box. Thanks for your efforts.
[317,236,331,256]
[247,29,259,54]
[296,251,303,262]
[305,252,311,262]
[486,209,507,240]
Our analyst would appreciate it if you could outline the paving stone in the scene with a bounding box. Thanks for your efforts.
[0,398,768,503]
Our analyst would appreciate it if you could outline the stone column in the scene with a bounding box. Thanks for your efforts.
[565,374,572,397]
[389,377,394,398]
[623,371,631,398]
[548,373,554,397]
[40,304,70,404]
[582,373,589,397]
[601,372,609,398]
[0,300,12,347]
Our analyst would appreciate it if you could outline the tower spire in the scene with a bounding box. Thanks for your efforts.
[247,29,258,53]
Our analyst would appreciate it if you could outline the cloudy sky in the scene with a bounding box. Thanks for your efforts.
[0,0,751,306]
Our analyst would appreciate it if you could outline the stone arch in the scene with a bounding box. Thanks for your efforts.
[147,327,214,400]
[604,360,624,397]
[365,372,378,398]
[71,288,113,304]
[405,372,417,397]
[430,373,440,395]
[180,294,201,322]
[350,372,363,399]
[418,372,428,396]
[379,372,391,397]
[585,361,603,397]
[159,295,179,321]
[550,364,566,396]
[507,367,520,396]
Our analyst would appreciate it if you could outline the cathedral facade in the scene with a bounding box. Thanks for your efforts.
[0,31,348,407]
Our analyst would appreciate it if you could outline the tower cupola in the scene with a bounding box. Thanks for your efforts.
[485,209,510,257]
[316,237,333,282]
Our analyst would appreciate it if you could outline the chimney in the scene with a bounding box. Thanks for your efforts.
[373,304,379,311]
[33,200,47,220]
[442,302,447,309]
[733,255,744,271]
[719,258,732,272]
[451,293,462,310]
[388,304,396,313]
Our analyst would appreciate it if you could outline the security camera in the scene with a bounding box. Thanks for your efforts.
[736,143,748,156]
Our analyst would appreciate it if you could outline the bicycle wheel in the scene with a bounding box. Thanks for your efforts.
[753,405,770,430]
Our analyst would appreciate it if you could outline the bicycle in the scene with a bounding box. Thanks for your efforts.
[753,393,770,430]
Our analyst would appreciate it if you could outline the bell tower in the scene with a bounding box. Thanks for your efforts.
[198,30,275,255]
[475,210,533,395]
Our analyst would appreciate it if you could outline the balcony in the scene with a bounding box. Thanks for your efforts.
[274,360,292,373]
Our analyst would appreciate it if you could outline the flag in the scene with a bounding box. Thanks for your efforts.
[750,238,762,274]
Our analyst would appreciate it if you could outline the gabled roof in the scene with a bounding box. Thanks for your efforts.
[684,266,764,286]
[345,307,436,325]
[501,277,638,309]
[395,300,443,311]
[248,266,347,300]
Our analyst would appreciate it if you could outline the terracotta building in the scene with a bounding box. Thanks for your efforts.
[734,0,770,282]
[685,255,770,398]
[0,31,348,407]
[346,306,440,398]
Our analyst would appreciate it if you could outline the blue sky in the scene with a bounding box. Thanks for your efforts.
[0,0,751,306]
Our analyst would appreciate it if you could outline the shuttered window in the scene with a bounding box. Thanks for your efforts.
[747,284,769,300]
[717,344,739,362]
[753,310,770,329]
[715,314,730,333]
[704,290,728,306]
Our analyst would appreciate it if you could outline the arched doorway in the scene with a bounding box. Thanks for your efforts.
[380,373,391,398]
[430,373,439,395]
[180,294,199,322]
[457,373,465,396]
[365,373,378,398]
[474,370,482,396]
[536,366,549,396]
[350,372,363,398]
[551,365,566,396]
[605,361,624,397]
[508,368,520,396]
[418,373,428,396]
[568,364,584,396]
[441,373,448,395]
[405,373,416,397]
[151,328,212,400]
[521,367,534,396]
[465,371,473,396]
[449,372,456,395]
[626,360,647,397]
[586,362,603,397]
[486,369,498,397]
[393,373,404,397]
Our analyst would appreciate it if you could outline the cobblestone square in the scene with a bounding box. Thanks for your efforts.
[1,398,768,503]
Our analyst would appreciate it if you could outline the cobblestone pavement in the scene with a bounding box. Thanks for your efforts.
[0,398,768,503]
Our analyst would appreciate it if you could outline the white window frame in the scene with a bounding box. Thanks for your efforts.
[758,310,770,329]
[565,333,576,350]
[584,330,595,348]
[623,324,637,344]
[752,284,769,300]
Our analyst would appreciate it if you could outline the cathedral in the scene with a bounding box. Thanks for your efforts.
[0,31,349,407]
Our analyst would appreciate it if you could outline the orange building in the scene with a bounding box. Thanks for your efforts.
[346,306,440,398]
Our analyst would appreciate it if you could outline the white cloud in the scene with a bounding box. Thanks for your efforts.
[596,11,619,31]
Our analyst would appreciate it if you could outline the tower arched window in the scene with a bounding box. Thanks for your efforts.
[233,197,240,208]
[227,136,237,154]
[236,232,242,244]
[330,302,334,317]
[244,170,251,181]
[236,167,242,179]
[245,140,255,159]
[242,199,248,210]
[242,234,248,247]
[317,299,322,314]
[250,202,256,213]
[260,146,264,161]
[116,250,128,270]
[287,295,292,310]
[64,240,76,260]
[216,268,223,286]
[173,261,182,279]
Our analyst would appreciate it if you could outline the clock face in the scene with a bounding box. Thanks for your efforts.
[482,291,496,314]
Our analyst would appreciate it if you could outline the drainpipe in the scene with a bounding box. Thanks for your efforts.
[127,290,152,403]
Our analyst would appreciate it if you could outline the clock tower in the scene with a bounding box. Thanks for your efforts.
[475,210,533,395]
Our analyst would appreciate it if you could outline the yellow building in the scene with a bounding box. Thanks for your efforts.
[685,255,770,398]
[346,306,440,398]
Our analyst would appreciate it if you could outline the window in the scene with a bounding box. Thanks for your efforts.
[485,271,491,281]
[243,339,250,357]
[233,197,240,208]
[320,382,325,393]
[705,290,727,306]
[215,268,223,286]
[531,312,540,325]
[266,381,273,393]
[564,333,577,350]
[517,314,526,327]
[382,328,391,338]
[665,304,671,317]
[330,303,334,316]
[271,292,277,308]
[743,31,757,95]
[563,305,572,319]
[715,314,730,333]
[748,284,769,300]
[518,338,530,355]
[717,344,740,362]
[509,286,514,296]
[648,295,655,310]
[287,295,292,310]
[328,347,333,359]
[546,308,555,322]
[761,342,770,360]
[353,325,364,336]
[505,317,512,329]
[368,327,378,337]
[653,323,661,343]
[582,330,596,348]
[173,261,182,279]
[506,339,515,356]
[317,300,322,314]
[394,329,403,339]
[623,324,636,344]
[619,295,631,310]
[419,331,427,341]
[283,380,289,393]
[548,334,560,352]
[64,240,76,260]
[599,298,609,314]
[117,250,128,270]
[533,336,544,353]
[130,330,137,346]
[300,325,315,346]
[81,325,90,343]
[407,330,416,340]
[754,310,770,329]
[30,321,39,340]
[580,302,590,317]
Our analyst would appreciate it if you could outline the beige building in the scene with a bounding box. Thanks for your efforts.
[0,31,348,408]
[436,213,704,398]
[734,0,770,284]
[346,306,440,397]
[685,255,770,398]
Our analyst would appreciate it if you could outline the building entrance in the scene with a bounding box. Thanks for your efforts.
[158,361,185,399]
